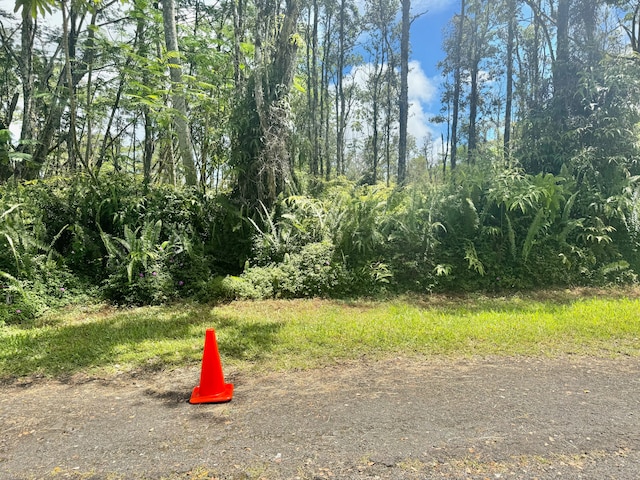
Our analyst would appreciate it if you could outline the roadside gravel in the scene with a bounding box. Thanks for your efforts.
[1,356,639,479]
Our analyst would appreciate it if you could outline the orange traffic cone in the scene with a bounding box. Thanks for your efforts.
[190,329,234,404]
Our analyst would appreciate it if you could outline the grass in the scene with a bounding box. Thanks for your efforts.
[1,288,639,381]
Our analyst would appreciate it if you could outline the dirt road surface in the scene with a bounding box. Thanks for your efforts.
[1,356,639,479]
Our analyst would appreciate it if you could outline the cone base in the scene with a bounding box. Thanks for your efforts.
[189,383,234,404]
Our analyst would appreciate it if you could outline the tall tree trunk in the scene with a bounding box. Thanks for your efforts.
[62,1,80,172]
[26,5,97,178]
[580,0,599,65]
[322,12,333,181]
[135,8,154,184]
[397,0,410,185]
[554,0,571,119]
[336,0,346,176]
[30,67,67,179]
[503,0,515,161]
[384,59,393,186]
[18,3,35,165]
[311,0,320,176]
[450,0,466,171]
[624,2,640,52]
[82,11,98,170]
[232,0,245,86]
[467,63,477,164]
[161,0,197,186]
[142,108,154,184]
[321,13,332,180]
[371,62,383,184]
[467,3,490,165]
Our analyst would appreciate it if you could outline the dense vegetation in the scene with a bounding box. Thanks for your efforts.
[2,0,640,323]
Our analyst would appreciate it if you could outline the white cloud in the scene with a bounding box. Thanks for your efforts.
[408,60,437,103]
[406,62,433,142]
[343,60,439,150]
[407,98,432,145]
[412,0,457,15]
[408,61,441,147]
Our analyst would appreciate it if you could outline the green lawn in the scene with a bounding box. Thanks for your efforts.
[1,289,639,381]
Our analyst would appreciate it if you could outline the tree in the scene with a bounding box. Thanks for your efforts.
[232,0,301,209]
[449,0,465,170]
[161,0,197,185]
[397,0,410,184]
[358,0,399,184]
[336,0,360,177]
[465,0,495,164]
[610,0,640,52]
[503,0,516,160]
[320,0,337,180]
[553,0,571,121]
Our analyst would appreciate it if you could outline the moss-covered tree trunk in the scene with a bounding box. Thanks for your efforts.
[233,0,300,210]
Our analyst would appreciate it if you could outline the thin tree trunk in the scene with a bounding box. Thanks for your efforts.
[398,0,410,185]
[450,0,466,171]
[336,0,346,176]
[138,12,154,184]
[311,0,320,176]
[232,0,245,85]
[18,4,35,161]
[321,13,332,180]
[28,5,95,178]
[503,0,515,161]
[553,0,571,116]
[83,11,98,170]
[467,3,488,165]
[371,66,381,184]
[468,61,478,163]
[161,0,197,185]
[384,67,392,186]
[62,0,78,172]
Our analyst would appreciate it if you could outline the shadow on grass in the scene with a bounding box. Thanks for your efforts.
[0,304,283,381]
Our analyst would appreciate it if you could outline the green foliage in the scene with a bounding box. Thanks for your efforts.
[100,220,165,283]
[3,150,640,315]
[99,219,185,304]
[223,160,640,297]
[0,173,254,316]
[233,242,355,299]
[0,183,85,323]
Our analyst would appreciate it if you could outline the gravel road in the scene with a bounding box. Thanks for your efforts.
[1,356,639,479]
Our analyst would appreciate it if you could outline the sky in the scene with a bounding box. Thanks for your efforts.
[406,0,458,146]
[346,0,458,155]
[410,0,458,77]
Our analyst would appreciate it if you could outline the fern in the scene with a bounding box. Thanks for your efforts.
[433,264,452,277]
[464,242,485,276]
[100,220,165,283]
[522,208,549,261]
[504,212,517,260]
[461,197,480,233]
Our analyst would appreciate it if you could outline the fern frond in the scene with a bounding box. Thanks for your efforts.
[464,242,485,276]
[0,203,22,220]
[504,213,517,260]
[522,208,548,261]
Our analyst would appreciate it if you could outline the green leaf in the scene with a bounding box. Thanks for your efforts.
[293,76,306,93]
